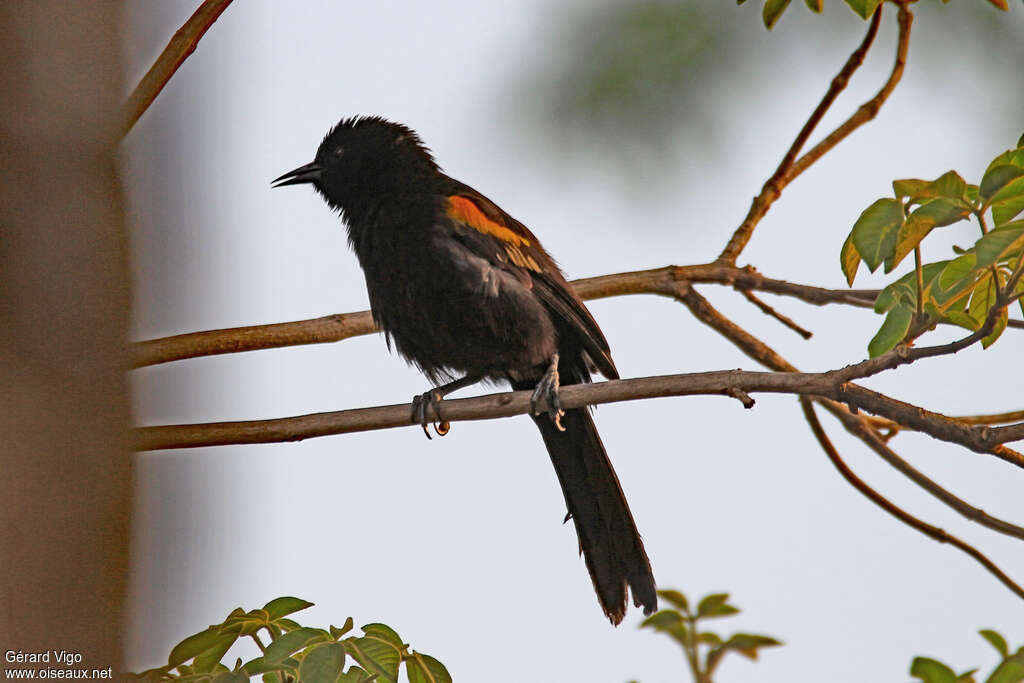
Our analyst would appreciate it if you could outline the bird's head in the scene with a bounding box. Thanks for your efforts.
[273,116,438,215]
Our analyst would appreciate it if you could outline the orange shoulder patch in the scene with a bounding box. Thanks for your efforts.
[446,195,531,247]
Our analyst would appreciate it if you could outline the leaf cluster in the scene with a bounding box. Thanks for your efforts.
[638,589,780,682]
[743,0,1010,30]
[840,134,1024,356]
[130,597,450,683]
[911,629,1024,683]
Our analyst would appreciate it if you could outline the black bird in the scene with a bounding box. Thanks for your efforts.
[273,116,656,624]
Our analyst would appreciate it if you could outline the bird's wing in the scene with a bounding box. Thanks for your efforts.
[440,184,618,380]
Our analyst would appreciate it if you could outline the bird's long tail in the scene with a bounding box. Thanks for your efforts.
[529,407,657,624]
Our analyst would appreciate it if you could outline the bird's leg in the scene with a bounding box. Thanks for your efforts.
[530,353,565,432]
[411,373,483,439]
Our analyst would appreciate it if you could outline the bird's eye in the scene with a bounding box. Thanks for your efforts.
[332,145,344,157]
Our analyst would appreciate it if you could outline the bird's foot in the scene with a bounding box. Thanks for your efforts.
[530,354,565,431]
[411,390,449,439]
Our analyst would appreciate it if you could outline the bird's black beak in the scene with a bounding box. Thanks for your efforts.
[272,161,324,188]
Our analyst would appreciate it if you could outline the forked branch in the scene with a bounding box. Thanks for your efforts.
[717,3,910,264]
[800,399,1024,601]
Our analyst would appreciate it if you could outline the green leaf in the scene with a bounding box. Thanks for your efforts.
[1018,131,1024,148]
[241,656,296,676]
[979,629,1009,659]
[909,260,960,310]
[763,0,792,28]
[987,658,1024,683]
[874,274,914,313]
[991,176,1024,227]
[841,232,861,285]
[939,253,979,292]
[656,589,689,612]
[975,223,1024,267]
[803,0,824,12]
[893,178,932,198]
[988,147,1024,169]
[967,273,996,328]
[641,610,689,647]
[851,198,904,272]
[722,633,783,659]
[980,165,1024,206]
[641,610,685,629]
[275,618,301,632]
[702,604,740,618]
[344,624,405,683]
[223,609,267,637]
[338,666,373,683]
[707,632,782,673]
[298,643,346,683]
[887,199,970,272]
[696,593,731,618]
[954,670,977,683]
[910,656,958,683]
[927,171,968,202]
[169,628,229,668]
[844,0,882,19]
[894,171,969,204]
[874,263,946,313]
[868,306,912,357]
[942,310,980,331]
[210,672,248,683]
[263,597,314,621]
[331,617,356,640]
[405,652,453,683]
[193,632,240,673]
[698,632,724,646]
[263,627,329,663]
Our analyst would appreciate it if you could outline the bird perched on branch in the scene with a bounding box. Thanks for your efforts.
[273,116,656,623]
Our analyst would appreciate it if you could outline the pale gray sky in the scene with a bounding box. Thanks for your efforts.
[123,2,1023,681]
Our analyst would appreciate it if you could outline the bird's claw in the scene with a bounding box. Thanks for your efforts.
[411,390,449,439]
[530,355,565,431]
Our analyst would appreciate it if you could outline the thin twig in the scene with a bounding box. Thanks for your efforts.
[800,399,1024,601]
[716,5,886,264]
[121,0,235,137]
[952,409,1024,426]
[740,290,813,339]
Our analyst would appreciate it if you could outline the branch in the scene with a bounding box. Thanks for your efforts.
[718,3,908,264]
[672,286,1024,540]
[132,368,1024,460]
[800,399,1024,601]
[132,311,375,369]
[132,370,814,450]
[825,401,1024,542]
[121,0,235,137]
[128,263,880,368]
